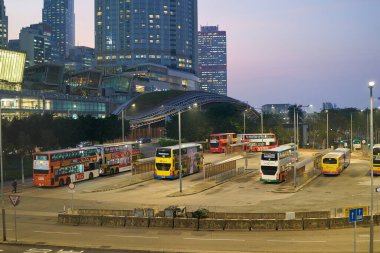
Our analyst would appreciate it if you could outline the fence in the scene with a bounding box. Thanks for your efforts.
[225,143,246,154]
[133,157,155,179]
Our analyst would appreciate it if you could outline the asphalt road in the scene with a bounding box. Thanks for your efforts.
[1,150,379,252]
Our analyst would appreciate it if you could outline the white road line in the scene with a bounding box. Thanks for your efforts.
[267,240,326,243]
[106,235,159,239]
[184,237,245,242]
[34,231,81,235]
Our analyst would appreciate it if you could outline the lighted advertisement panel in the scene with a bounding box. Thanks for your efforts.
[0,49,26,83]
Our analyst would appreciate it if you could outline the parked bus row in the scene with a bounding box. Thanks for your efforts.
[321,148,351,175]
[209,132,277,153]
[32,141,141,187]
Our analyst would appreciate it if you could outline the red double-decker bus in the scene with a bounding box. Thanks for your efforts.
[209,133,237,153]
[241,133,277,152]
[33,147,100,187]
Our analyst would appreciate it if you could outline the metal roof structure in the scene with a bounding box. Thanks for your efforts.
[112,91,260,129]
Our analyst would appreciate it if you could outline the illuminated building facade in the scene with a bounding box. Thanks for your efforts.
[65,46,96,72]
[95,0,198,74]
[0,49,106,119]
[198,25,227,95]
[19,23,52,67]
[43,0,75,62]
[0,0,8,48]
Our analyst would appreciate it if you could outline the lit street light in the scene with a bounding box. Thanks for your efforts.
[369,80,375,253]
[326,109,329,149]
[0,98,5,241]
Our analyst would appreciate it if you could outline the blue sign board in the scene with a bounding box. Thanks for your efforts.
[349,208,364,223]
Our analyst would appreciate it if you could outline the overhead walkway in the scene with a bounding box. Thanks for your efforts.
[112,91,260,129]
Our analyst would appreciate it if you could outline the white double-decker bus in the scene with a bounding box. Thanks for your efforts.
[260,143,298,183]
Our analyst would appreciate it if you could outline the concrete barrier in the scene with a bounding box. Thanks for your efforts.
[79,215,103,226]
[102,215,126,227]
[174,218,198,230]
[149,217,173,229]
[199,219,225,231]
[58,214,80,226]
[74,209,133,216]
[329,217,351,229]
[260,213,286,220]
[251,219,277,230]
[295,211,330,219]
[125,216,149,228]
[277,219,303,230]
[303,218,329,230]
[224,219,251,231]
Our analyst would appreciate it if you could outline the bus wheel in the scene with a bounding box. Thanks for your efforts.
[59,179,64,186]
[110,169,114,174]
[66,177,71,185]
[116,168,119,173]
[89,173,93,180]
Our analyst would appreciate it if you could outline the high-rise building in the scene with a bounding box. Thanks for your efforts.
[95,0,198,74]
[42,0,75,62]
[66,46,96,71]
[0,0,8,48]
[19,23,52,66]
[198,25,227,96]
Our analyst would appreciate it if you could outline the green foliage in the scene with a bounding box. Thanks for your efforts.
[158,138,178,147]
[192,208,209,219]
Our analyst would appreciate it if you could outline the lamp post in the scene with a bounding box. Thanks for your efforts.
[350,113,353,152]
[178,110,182,193]
[326,110,329,149]
[369,81,375,253]
[122,110,125,142]
[0,98,5,241]
[243,110,246,135]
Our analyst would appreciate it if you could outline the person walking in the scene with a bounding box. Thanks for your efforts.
[12,179,17,193]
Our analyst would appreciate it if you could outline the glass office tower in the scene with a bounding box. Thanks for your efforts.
[95,0,198,74]
[198,26,227,96]
[0,0,8,48]
[43,0,75,62]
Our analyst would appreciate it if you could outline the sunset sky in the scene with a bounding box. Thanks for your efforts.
[4,0,380,110]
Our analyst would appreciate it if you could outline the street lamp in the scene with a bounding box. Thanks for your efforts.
[0,98,5,241]
[326,109,329,149]
[178,110,182,193]
[369,80,375,253]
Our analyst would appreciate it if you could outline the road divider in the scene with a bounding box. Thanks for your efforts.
[58,211,380,231]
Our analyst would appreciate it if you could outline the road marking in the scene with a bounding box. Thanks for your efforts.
[267,240,326,243]
[184,237,245,242]
[106,235,159,239]
[34,231,81,235]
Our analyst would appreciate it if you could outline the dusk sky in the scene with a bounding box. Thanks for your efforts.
[4,0,380,110]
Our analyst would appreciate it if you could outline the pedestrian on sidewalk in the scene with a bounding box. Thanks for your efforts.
[12,179,17,193]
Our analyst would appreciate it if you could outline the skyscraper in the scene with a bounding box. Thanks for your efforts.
[19,23,52,66]
[198,26,227,96]
[95,0,198,74]
[43,0,75,62]
[0,0,8,48]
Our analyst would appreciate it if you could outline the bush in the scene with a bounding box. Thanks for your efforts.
[192,208,209,219]
[158,138,178,147]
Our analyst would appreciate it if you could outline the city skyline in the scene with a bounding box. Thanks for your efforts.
[4,0,380,110]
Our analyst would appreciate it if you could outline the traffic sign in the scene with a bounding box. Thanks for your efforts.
[376,187,380,192]
[68,182,75,190]
[9,195,20,207]
[349,208,363,223]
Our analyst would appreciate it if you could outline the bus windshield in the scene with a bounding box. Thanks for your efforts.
[261,153,277,161]
[373,148,380,156]
[323,158,337,164]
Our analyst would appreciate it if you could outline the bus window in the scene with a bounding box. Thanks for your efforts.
[323,158,337,164]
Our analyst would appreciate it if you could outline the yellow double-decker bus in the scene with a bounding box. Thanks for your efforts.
[154,143,203,179]
[372,144,380,175]
[322,151,345,175]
